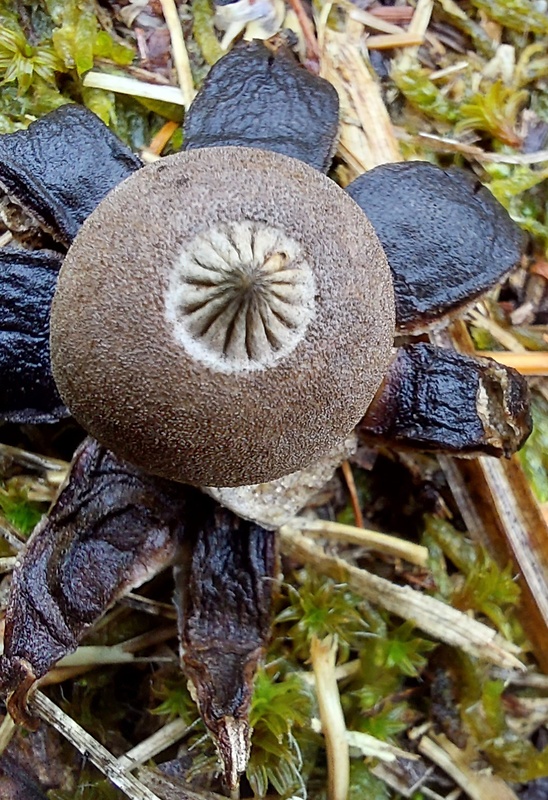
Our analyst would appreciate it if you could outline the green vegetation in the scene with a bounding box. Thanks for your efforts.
[1,0,548,796]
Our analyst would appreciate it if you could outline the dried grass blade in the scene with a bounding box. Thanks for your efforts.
[158,0,196,109]
[318,26,401,172]
[432,323,548,671]
[310,635,349,800]
[117,718,190,772]
[285,518,429,567]
[476,351,548,375]
[418,734,519,800]
[31,691,163,800]
[279,528,525,669]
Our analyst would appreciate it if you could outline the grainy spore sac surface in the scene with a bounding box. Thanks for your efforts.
[183,40,339,171]
[346,162,526,330]
[0,248,67,423]
[0,105,141,247]
[175,498,276,782]
[0,438,189,726]
[359,342,532,456]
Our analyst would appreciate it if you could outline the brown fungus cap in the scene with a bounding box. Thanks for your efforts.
[50,147,394,487]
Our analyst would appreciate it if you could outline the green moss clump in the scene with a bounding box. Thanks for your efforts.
[423,516,522,642]
[192,0,224,66]
[247,668,314,798]
[276,572,370,661]
[455,81,528,146]
[519,393,548,502]
[469,0,548,35]
[485,163,548,251]
[0,484,45,536]
[391,64,459,125]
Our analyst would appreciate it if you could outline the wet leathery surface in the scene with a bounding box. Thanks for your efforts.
[0,248,67,423]
[346,161,526,331]
[359,342,532,457]
[0,438,190,726]
[183,40,339,171]
[0,105,142,247]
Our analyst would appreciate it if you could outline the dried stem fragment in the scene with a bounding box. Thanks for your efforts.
[280,528,524,669]
[310,635,349,800]
[340,460,364,528]
[83,72,186,104]
[31,691,163,800]
[432,323,548,671]
[158,0,196,109]
[117,718,191,772]
[418,734,519,800]
[0,714,16,757]
[477,351,548,375]
[284,517,429,567]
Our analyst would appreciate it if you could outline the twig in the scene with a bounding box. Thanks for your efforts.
[367,32,425,49]
[417,132,548,164]
[492,669,548,689]
[310,718,418,762]
[84,72,185,105]
[396,0,433,63]
[54,646,138,668]
[310,636,349,800]
[117,718,191,772]
[41,628,177,689]
[476,350,548,375]
[0,714,16,756]
[419,734,519,800]
[0,520,25,553]
[0,443,68,473]
[158,0,196,109]
[432,323,548,671]
[468,309,526,352]
[345,5,404,34]
[31,691,163,800]
[407,0,434,40]
[280,528,525,670]
[287,0,320,67]
[340,460,364,528]
[320,32,401,169]
[145,121,179,157]
[284,517,429,567]
[368,5,414,22]
[429,61,469,81]
[120,593,178,619]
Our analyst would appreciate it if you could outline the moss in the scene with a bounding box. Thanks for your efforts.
[247,668,315,798]
[276,572,370,661]
[391,63,459,125]
[0,484,45,536]
[423,516,523,642]
[519,393,548,502]
[455,81,528,146]
[484,163,548,251]
[469,0,548,35]
[192,0,224,66]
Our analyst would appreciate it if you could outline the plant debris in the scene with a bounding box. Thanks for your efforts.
[1,0,548,798]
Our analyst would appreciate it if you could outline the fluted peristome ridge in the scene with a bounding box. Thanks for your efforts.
[166,220,316,372]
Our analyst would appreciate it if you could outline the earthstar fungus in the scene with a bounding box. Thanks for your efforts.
[0,39,534,792]
[50,146,395,487]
